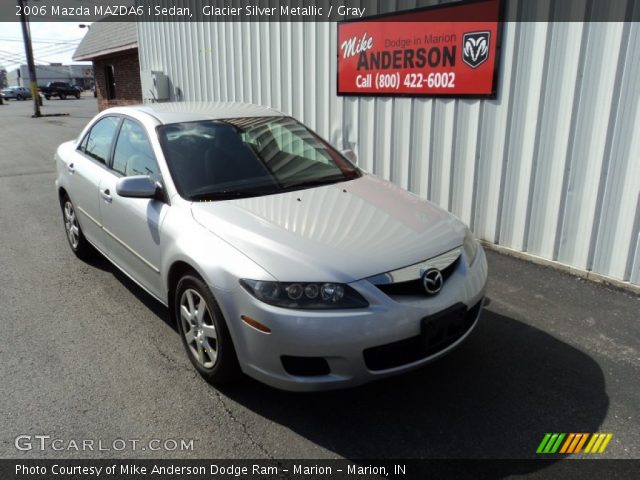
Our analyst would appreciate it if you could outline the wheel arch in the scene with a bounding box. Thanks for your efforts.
[166,260,206,321]
[58,186,69,205]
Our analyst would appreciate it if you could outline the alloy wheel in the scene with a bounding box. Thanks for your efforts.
[180,288,218,368]
[63,201,80,249]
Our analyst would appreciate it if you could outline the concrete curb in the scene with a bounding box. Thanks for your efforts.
[481,241,640,296]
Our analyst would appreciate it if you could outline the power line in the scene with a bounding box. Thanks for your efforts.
[34,45,78,58]
[0,47,77,66]
[0,37,82,45]
[0,50,32,64]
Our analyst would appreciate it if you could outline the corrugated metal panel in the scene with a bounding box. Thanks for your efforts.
[137,18,640,286]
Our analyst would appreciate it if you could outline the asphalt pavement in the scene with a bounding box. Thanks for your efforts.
[0,97,638,469]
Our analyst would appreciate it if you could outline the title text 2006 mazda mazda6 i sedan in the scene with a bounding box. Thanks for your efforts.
[55,102,487,391]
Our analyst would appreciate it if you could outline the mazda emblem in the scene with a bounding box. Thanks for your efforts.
[422,268,444,295]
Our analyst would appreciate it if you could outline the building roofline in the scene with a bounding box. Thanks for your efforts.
[72,43,138,62]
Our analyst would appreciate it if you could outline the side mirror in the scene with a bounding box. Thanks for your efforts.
[342,148,358,165]
[116,175,159,199]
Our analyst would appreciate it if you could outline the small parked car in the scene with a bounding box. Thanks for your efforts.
[1,86,32,100]
[55,102,487,391]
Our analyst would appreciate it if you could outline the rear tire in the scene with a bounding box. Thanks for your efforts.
[175,275,240,385]
[16,94,23,100]
[60,195,93,260]
[75,92,80,99]
[45,95,51,100]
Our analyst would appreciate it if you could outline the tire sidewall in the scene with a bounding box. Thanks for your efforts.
[175,275,239,383]
[60,195,92,259]
[61,197,80,253]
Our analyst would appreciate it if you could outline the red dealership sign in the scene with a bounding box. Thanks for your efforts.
[337,0,502,97]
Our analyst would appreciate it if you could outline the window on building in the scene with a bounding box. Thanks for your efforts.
[104,64,116,99]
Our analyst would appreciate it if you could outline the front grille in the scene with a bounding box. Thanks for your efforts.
[281,355,331,376]
[363,300,482,371]
[376,256,459,296]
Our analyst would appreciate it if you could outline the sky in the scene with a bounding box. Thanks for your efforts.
[0,22,92,73]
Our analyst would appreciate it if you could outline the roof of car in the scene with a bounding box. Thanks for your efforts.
[120,102,285,125]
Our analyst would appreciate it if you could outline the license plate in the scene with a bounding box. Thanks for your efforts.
[421,304,467,351]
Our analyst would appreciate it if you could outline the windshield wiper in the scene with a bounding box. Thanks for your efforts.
[280,176,346,192]
[190,176,349,201]
[189,189,275,201]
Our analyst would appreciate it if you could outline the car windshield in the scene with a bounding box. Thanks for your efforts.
[157,116,361,201]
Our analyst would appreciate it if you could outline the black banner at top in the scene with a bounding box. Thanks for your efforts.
[2,0,640,22]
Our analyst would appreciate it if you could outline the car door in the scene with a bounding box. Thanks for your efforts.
[64,116,121,252]
[98,118,168,300]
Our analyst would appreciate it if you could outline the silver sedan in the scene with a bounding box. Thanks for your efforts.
[55,102,487,391]
[1,86,32,100]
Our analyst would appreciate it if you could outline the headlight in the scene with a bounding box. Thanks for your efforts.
[463,228,479,266]
[239,279,369,309]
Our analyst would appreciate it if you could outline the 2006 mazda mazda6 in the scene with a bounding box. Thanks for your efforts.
[55,102,487,391]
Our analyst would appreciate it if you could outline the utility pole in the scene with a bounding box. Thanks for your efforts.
[18,0,41,117]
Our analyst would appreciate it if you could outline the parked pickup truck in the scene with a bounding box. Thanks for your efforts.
[39,82,81,100]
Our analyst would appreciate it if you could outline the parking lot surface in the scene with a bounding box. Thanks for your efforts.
[0,98,638,467]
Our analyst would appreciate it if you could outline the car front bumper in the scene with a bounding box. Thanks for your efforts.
[213,247,488,392]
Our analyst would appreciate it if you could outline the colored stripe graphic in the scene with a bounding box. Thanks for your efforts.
[598,434,613,453]
[536,434,552,454]
[585,433,614,454]
[537,433,565,454]
[567,434,584,453]
[550,433,565,453]
[584,434,599,453]
[559,434,575,453]
[543,434,559,453]
[573,433,589,453]
[537,433,613,454]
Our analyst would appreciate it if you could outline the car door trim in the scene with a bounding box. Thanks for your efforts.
[77,205,103,228]
[79,204,160,274]
[101,226,161,274]
[83,234,167,306]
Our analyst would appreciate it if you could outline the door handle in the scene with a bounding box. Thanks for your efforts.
[100,189,112,203]
[67,163,75,174]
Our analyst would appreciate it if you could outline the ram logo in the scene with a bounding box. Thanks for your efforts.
[462,31,491,69]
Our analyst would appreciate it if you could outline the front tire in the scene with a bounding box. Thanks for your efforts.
[60,195,93,259]
[175,275,240,385]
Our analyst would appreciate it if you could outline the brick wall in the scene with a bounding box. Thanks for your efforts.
[93,50,141,111]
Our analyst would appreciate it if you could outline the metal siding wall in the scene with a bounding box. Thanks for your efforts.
[137,18,640,287]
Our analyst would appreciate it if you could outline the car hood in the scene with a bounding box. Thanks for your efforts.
[190,174,466,282]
